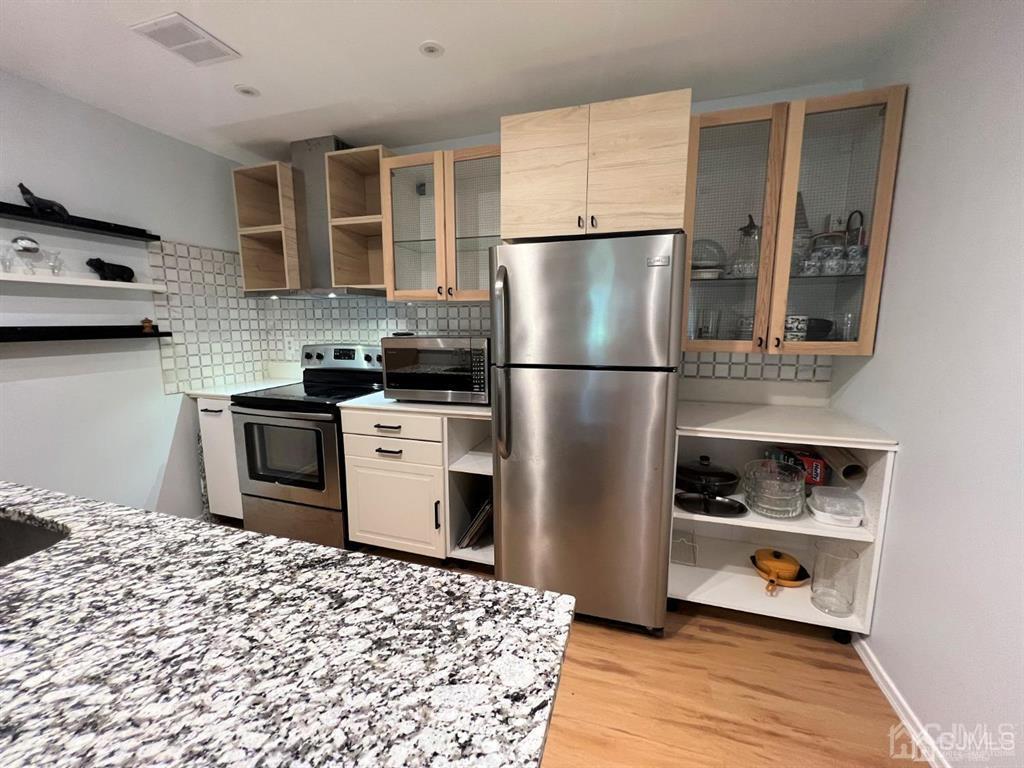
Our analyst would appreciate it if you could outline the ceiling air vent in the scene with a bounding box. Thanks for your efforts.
[130,12,240,66]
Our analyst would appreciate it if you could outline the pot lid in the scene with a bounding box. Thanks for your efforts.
[677,455,739,485]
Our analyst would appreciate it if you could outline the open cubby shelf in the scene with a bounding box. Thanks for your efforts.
[239,228,288,291]
[326,146,391,288]
[0,202,159,242]
[445,417,494,567]
[233,164,282,229]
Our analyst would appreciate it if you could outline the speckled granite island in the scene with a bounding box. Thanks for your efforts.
[0,482,574,767]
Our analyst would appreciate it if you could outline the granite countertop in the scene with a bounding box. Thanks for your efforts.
[0,483,574,767]
[341,391,492,419]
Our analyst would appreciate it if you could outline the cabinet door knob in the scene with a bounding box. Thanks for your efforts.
[433,500,441,530]
[437,286,443,295]
[756,336,763,348]
[375,447,403,456]
[577,215,584,229]
[774,337,781,349]
[199,408,223,413]
[590,215,597,228]
[447,286,453,296]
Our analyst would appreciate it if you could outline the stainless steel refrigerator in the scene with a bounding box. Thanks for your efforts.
[491,232,684,629]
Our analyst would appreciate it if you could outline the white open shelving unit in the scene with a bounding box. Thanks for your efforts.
[444,417,495,566]
[671,401,898,634]
[0,273,167,293]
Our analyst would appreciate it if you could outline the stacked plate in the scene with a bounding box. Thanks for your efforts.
[744,460,804,519]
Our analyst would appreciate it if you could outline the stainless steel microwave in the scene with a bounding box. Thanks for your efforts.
[381,336,489,405]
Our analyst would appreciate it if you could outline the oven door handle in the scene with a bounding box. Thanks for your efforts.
[230,406,336,422]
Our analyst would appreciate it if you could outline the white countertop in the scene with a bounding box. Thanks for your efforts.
[676,400,897,450]
[185,378,300,400]
[341,391,492,419]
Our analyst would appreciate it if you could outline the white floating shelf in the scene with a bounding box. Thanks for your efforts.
[673,495,874,542]
[0,273,167,293]
[448,439,493,476]
[667,536,865,632]
[448,543,494,566]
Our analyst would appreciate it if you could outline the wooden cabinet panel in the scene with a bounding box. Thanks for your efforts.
[345,456,445,558]
[586,89,691,233]
[500,105,590,239]
[344,433,443,466]
[197,398,243,520]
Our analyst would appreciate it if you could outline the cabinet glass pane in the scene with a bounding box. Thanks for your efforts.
[785,105,885,342]
[687,120,771,341]
[390,163,438,292]
[453,155,499,292]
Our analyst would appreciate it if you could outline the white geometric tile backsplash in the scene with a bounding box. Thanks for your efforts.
[150,240,831,394]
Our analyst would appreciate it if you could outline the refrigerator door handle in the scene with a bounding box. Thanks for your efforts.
[494,366,511,459]
[493,264,509,367]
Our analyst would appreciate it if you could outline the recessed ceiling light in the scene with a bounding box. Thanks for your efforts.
[419,40,444,58]
[234,84,261,97]
[327,292,337,298]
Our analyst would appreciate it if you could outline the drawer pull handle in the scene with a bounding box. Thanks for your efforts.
[375,447,403,456]
[200,408,223,413]
[373,423,402,431]
[434,500,441,530]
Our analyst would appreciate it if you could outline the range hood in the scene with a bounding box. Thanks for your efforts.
[280,136,385,298]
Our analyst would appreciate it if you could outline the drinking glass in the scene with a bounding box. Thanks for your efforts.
[811,541,859,617]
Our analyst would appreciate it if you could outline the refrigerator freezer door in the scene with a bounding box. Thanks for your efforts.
[491,232,684,368]
[494,366,677,627]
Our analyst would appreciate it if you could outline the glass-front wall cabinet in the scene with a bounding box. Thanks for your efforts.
[770,86,906,355]
[681,86,906,356]
[445,146,500,301]
[383,145,500,302]
[683,104,786,351]
[383,152,446,300]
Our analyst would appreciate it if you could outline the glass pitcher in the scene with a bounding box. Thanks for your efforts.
[728,214,760,279]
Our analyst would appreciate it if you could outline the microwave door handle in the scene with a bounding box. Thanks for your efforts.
[494,367,511,459]
[493,264,509,367]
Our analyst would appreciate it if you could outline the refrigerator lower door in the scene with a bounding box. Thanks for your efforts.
[494,366,677,628]
[491,233,684,368]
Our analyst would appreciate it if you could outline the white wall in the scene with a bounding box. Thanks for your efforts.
[0,70,238,516]
[830,3,1024,764]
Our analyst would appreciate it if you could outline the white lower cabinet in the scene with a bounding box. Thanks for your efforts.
[345,456,445,558]
[196,398,243,520]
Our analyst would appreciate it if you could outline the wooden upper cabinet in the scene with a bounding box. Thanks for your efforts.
[500,105,590,239]
[586,89,692,233]
[500,90,691,239]
[232,161,308,292]
[444,144,500,301]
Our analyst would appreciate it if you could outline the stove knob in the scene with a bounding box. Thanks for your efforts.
[315,352,324,361]
[363,354,373,363]
[376,354,382,364]
[304,352,313,360]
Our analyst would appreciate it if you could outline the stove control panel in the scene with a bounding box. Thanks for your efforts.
[301,343,382,369]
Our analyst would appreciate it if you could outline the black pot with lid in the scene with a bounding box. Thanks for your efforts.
[675,455,740,497]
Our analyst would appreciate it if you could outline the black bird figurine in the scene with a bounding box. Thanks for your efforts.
[18,183,71,223]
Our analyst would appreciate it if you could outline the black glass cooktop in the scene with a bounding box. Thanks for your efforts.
[231,371,383,413]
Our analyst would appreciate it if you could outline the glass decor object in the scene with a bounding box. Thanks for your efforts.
[743,459,805,519]
[811,541,859,617]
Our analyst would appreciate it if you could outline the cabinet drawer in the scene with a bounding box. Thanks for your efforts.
[342,410,443,442]
[344,434,442,466]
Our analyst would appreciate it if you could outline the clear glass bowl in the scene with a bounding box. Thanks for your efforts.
[744,460,805,518]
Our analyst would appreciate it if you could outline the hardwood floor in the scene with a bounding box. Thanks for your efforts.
[543,604,901,768]
[353,546,902,766]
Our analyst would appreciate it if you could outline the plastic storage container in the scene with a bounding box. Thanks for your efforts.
[807,486,864,527]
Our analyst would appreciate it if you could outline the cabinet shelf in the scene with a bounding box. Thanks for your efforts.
[448,543,494,565]
[673,495,874,541]
[691,273,865,286]
[0,202,160,242]
[448,439,493,476]
[667,536,865,632]
[330,215,383,236]
[0,273,167,293]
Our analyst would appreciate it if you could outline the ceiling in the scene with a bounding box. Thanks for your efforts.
[0,1,924,164]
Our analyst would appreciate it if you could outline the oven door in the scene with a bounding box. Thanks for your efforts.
[231,407,342,510]
[382,337,489,404]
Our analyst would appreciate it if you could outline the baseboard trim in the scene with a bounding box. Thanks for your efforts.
[853,637,951,768]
